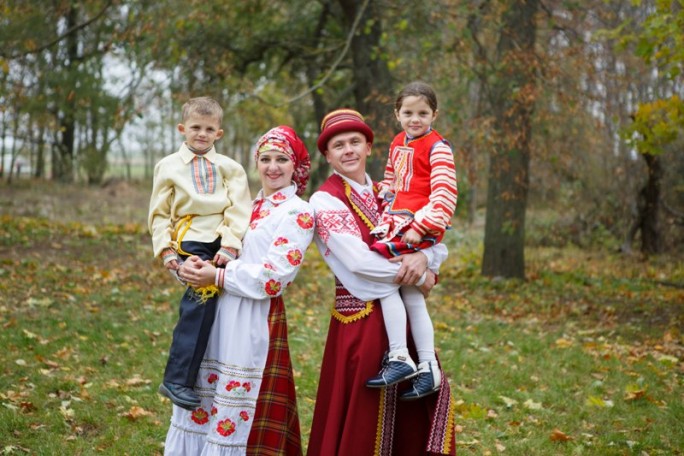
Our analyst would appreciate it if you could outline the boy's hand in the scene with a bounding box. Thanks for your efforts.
[401,228,422,245]
[162,248,178,270]
[214,254,228,266]
[214,247,238,266]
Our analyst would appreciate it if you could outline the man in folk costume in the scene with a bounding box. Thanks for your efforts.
[307,109,456,455]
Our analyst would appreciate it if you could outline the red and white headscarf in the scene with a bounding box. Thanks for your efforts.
[254,126,311,196]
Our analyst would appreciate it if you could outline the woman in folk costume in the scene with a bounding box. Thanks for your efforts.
[164,126,314,456]
[307,109,456,455]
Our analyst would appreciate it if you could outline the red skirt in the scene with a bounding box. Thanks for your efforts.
[307,303,456,455]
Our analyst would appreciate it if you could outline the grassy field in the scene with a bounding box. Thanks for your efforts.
[0,180,682,455]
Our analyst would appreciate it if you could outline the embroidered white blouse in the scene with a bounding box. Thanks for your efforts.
[163,184,314,456]
[310,172,447,302]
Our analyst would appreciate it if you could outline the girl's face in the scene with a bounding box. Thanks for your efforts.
[395,95,437,138]
[257,150,295,196]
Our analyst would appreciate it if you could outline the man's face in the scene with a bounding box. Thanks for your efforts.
[325,131,371,184]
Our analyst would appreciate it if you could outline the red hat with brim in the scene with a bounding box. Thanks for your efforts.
[317,108,374,154]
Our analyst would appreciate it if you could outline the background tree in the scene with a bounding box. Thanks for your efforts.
[464,0,540,279]
[1,0,682,265]
[618,0,684,254]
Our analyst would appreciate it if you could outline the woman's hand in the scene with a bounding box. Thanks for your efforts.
[179,256,217,288]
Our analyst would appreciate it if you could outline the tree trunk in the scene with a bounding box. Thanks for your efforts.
[35,126,45,179]
[640,153,663,254]
[54,4,79,182]
[337,0,394,181]
[481,0,539,279]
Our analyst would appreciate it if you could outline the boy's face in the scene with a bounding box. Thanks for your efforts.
[178,113,224,151]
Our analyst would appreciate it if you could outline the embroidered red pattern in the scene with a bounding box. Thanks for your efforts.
[216,418,236,437]
[226,380,241,392]
[296,212,314,229]
[286,249,303,266]
[191,407,209,425]
[264,279,281,296]
[315,210,362,243]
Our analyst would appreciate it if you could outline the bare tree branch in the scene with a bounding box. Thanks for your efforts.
[280,0,371,105]
[1,0,114,60]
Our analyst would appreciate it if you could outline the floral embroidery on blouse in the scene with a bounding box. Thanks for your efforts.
[296,212,314,230]
[207,373,218,384]
[272,191,287,201]
[226,380,241,392]
[264,279,282,296]
[191,408,209,425]
[274,237,289,246]
[239,411,250,421]
[217,418,236,437]
[286,249,303,266]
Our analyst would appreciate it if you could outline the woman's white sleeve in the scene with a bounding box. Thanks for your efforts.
[220,205,315,300]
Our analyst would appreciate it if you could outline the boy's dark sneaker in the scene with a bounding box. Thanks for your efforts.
[158,382,200,410]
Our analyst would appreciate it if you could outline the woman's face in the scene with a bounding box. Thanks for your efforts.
[258,150,295,196]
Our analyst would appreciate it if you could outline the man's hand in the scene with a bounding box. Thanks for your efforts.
[389,251,428,285]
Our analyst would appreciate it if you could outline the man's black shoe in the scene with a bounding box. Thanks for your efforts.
[158,382,201,410]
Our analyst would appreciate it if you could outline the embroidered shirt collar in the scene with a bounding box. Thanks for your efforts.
[333,171,373,195]
[179,143,219,164]
[254,183,298,205]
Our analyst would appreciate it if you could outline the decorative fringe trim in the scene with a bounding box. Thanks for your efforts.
[343,180,376,231]
[444,396,456,454]
[373,386,386,456]
[191,285,220,304]
[331,301,374,324]
[172,214,197,256]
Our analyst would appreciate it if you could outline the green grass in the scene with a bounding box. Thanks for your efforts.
[0,197,682,454]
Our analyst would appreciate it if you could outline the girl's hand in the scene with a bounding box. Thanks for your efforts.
[401,228,422,245]
[418,270,436,297]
